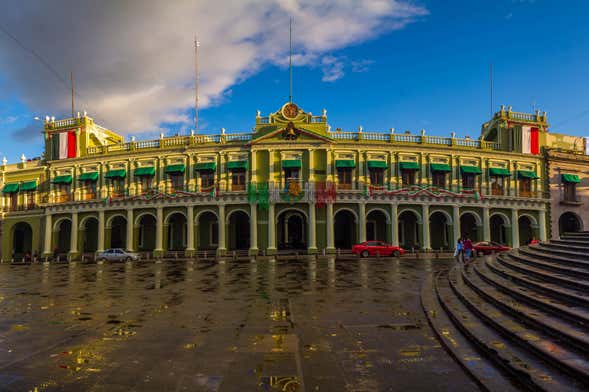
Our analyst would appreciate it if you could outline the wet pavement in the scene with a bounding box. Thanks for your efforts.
[0,258,478,391]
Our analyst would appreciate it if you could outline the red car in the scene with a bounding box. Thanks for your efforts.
[352,241,406,257]
[473,241,511,256]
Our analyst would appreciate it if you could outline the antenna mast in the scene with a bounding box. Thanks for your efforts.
[289,18,293,103]
[194,36,200,133]
[70,71,75,118]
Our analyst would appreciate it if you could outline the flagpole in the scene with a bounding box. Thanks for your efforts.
[194,36,199,133]
[289,18,293,103]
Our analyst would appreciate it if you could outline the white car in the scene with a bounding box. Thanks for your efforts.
[96,248,140,262]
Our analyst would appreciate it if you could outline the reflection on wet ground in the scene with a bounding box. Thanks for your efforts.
[0,258,478,391]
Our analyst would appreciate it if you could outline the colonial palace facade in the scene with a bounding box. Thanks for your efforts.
[0,102,587,260]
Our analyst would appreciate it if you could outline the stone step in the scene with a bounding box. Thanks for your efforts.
[535,243,589,263]
[421,275,518,392]
[551,239,589,247]
[449,266,589,387]
[470,261,589,349]
[435,269,581,391]
[562,232,589,239]
[514,248,589,277]
[498,254,589,291]
[486,257,589,307]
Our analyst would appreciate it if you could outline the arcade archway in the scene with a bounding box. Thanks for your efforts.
[167,213,187,251]
[82,218,98,253]
[398,210,420,249]
[56,219,72,254]
[12,222,32,258]
[334,209,356,249]
[277,210,306,250]
[197,211,218,251]
[490,214,508,245]
[138,214,156,251]
[366,210,388,242]
[228,210,250,250]
[518,216,534,245]
[559,212,583,236]
[109,216,127,249]
[460,212,480,242]
[430,211,451,250]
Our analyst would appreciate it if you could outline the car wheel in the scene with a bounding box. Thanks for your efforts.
[393,250,400,258]
[99,257,107,262]
[361,250,369,258]
[126,257,132,262]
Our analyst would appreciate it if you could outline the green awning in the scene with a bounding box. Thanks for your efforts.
[195,162,216,171]
[460,166,482,175]
[335,159,356,168]
[105,169,126,179]
[19,181,37,191]
[367,160,387,169]
[562,173,580,183]
[134,167,156,177]
[282,159,302,168]
[52,175,73,184]
[2,183,19,193]
[399,161,420,171]
[430,163,451,173]
[165,164,185,174]
[78,172,99,181]
[517,170,539,179]
[489,168,511,177]
[226,161,248,170]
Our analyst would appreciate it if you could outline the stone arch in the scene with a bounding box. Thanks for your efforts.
[81,217,99,253]
[398,209,420,249]
[460,211,480,241]
[277,208,307,250]
[106,213,127,229]
[366,207,391,223]
[12,222,33,258]
[166,212,187,251]
[490,213,509,245]
[334,209,357,249]
[518,215,535,245]
[54,218,72,254]
[459,210,482,226]
[53,216,72,232]
[197,210,218,251]
[227,210,250,250]
[134,211,156,227]
[366,209,389,242]
[108,215,127,249]
[518,213,538,227]
[489,211,511,226]
[429,211,451,250]
[137,214,157,251]
[333,207,358,223]
[559,211,583,235]
[195,209,219,224]
[398,207,422,224]
[165,210,187,225]
[225,208,250,224]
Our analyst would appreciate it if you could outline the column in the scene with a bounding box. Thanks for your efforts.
[268,203,276,253]
[250,151,257,183]
[482,206,490,241]
[538,209,547,241]
[249,204,258,254]
[155,207,163,253]
[358,202,366,243]
[268,149,274,185]
[422,204,430,250]
[218,204,226,254]
[326,202,335,251]
[308,149,314,183]
[391,204,399,246]
[43,214,52,256]
[187,156,194,192]
[186,206,195,252]
[69,212,79,258]
[511,208,520,248]
[308,203,317,253]
[452,205,460,246]
[126,209,134,251]
[97,210,105,252]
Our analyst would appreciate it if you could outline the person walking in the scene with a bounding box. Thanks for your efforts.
[464,235,473,263]
[454,238,464,263]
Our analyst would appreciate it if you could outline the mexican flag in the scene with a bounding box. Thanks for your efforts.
[521,126,539,155]
[51,131,77,159]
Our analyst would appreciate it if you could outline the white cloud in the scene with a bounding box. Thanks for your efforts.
[0,0,427,136]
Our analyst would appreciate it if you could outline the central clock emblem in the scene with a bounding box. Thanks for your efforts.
[282,103,299,119]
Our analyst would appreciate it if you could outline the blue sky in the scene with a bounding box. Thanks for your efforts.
[1,0,588,161]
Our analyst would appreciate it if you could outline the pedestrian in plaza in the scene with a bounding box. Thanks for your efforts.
[464,235,473,263]
[454,238,464,263]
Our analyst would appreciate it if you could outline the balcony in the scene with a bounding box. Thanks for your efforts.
[2,204,40,213]
[231,184,246,192]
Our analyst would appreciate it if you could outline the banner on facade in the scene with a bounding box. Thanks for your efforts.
[51,131,77,159]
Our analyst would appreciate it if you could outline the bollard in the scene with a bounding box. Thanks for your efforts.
[322,248,326,256]
[204,250,207,260]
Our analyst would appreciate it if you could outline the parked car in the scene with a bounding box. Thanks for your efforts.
[352,241,406,257]
[96,248,140,262]
[473,241,511,256]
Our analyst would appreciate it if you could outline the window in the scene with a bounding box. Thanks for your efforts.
[56,184,70,202]
[519,178,532,197]
[284,167,300,181]
[137,176,153,194]
[401,170,416,186]
[369,168,384,186]
[337,167,353,189]
[200,170,215,188]
[83,181,97,200]
[462,174,475,190]
[111,178,125,197]
[490,176,504,195]
[10,193,18,210]
[231,169,246,191]
[25,191,35,209]
[432,172,446,188]
[169,174,184,193]
[564,182,577,202]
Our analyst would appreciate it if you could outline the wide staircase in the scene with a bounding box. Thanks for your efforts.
[422,232,589,391]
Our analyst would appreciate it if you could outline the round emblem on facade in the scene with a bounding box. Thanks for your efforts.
[282,103,299,119]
